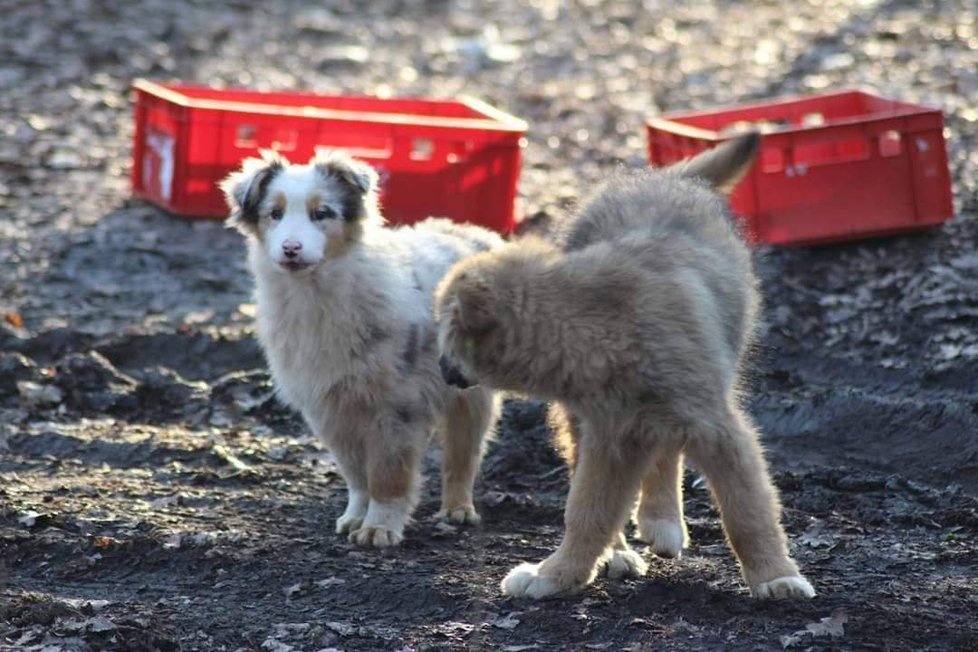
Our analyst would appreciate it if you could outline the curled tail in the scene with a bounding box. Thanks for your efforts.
[557,133,761,251]
[671,132,761,194]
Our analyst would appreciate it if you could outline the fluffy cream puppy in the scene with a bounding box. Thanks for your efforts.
[435,135,815,599]
[221,150,501,547]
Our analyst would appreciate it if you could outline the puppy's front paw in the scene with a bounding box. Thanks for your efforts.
[435,504,482,525]
[637,518,686,559]
[349,525,403,548]
[335,513,365,535]
[605,548,648,580]
[501,561,587,599]
[752,575,816,600]
[501,563,565,599]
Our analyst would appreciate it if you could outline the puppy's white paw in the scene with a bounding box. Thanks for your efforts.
[435,504,482,525]
[349,525,403,548]
[335,513,365,535]
[637,518,686,559]
[605,548,648,580]
[501,562,570,599]
[753,575,816,600]
[500,563,590,600]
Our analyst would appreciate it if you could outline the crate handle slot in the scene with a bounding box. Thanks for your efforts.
[271,128,298,152]
[792,136,870,170]
[879,130,902,158]
[235,124,257,148]
[410,138,434,161]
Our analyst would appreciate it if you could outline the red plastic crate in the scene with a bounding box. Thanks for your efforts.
[647,89,954,245]
[131,79,527,233]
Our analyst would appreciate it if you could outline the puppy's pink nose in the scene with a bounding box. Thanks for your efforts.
[282,240,302,259]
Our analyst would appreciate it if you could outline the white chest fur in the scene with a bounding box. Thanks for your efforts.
[247,226,457,423]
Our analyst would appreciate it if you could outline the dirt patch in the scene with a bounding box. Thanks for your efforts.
[3,0,978,650]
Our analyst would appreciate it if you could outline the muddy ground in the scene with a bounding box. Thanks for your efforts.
[2,0,978,650]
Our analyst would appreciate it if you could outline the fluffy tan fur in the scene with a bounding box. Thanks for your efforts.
[435,135,815,599]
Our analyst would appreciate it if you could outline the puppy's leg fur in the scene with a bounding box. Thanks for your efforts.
[636,450,688,558]
[685,404,815,599]
[549,402,579,471]
[502,421,648,598]
[314,425,370,535]
[349,428,424,548]
[551,403,647,579]
[437,388,496,524]
[336,477,370,535]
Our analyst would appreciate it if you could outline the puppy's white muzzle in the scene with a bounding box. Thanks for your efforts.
[266,212,326,272]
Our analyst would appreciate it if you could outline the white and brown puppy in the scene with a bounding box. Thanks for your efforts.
[435,134,815,599]
[221,149,501,547]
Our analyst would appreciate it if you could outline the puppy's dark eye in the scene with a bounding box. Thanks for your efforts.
[312,206,336,221]
[269,207,284,220]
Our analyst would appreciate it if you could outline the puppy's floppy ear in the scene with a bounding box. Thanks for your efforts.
[311,149,379,195]
[338,157,379,195]
[672,132,761,194]
[219,150,287,231]
[454,274,498,336]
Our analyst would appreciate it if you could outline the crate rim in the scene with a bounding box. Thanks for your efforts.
[132,78,528,135]
[646,87,943,141]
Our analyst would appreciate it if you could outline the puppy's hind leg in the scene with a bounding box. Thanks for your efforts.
[436,388,496,525]
[603,531,648,580]
[636,449,689,559]
[548,401,579,471]
[502,423,648,599]
[685,405,815,599]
